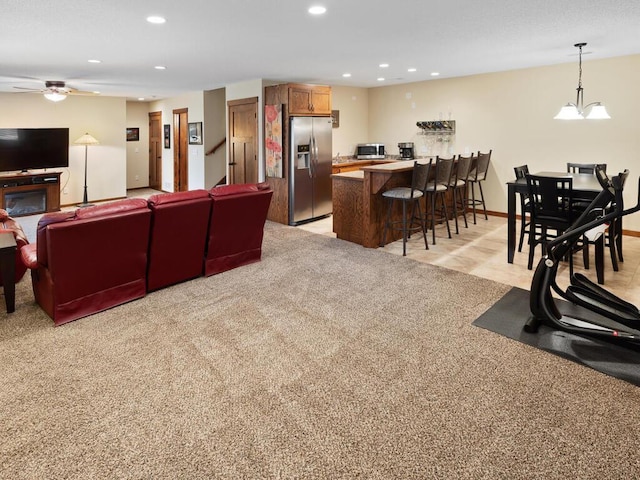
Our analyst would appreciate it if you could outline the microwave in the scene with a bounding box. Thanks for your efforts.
[357,143,385,159]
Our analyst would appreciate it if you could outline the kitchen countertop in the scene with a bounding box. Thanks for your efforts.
[332,158,394,166]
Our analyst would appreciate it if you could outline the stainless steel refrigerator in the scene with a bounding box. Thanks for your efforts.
[289,116,333,225]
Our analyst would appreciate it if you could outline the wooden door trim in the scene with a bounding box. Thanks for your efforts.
[172,108,188,192]
[228,96,258,107]
[148,111,162,190]
[227,98,258,184]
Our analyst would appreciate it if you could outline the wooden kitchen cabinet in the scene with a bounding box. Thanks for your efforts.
[264,82,332,225]
[288,84,331,115]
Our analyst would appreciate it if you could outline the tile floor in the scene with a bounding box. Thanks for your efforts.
[297,213,640,302]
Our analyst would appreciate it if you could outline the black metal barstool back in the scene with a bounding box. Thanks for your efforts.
[467,150,492,223]
[450,153,474,233]
[424,156,454,244]
[380,160,432,256]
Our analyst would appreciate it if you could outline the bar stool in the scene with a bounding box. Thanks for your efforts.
[467,150,492,223]
[449,153,474,234]
[424,156,454,245]
[380,160,432,256]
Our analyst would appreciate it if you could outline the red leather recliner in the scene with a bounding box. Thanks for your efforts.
[205,182,273,276]
[146,189,212,291]
[20,199,152,326]
[0,209,29,287]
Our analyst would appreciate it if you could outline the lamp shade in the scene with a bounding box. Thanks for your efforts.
[74,133,100,146]
[44,92,67,102]
[585,103,611,120]
[554,104,584,120]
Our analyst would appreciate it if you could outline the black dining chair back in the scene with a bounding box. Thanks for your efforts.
[513,165,530,252]
[525,174,574,270]
[567,162,607,175]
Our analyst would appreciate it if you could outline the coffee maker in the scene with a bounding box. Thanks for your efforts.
[398,142,415,160]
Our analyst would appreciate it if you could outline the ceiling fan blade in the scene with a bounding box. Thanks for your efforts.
[67,89,99,96]
[13,86,43,92]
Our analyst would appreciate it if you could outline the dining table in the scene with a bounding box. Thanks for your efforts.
[506,171,603,264]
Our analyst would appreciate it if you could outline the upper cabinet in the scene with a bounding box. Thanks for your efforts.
[288,84,332,115]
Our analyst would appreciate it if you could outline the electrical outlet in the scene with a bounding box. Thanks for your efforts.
[63,187,69,194]
[135,175,139,181]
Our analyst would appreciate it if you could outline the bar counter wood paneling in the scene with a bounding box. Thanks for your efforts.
[333,160,419,248]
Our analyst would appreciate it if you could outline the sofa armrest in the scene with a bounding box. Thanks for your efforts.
[20,243,38,269]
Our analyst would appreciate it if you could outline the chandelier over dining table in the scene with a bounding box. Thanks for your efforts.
[554,42,611,120]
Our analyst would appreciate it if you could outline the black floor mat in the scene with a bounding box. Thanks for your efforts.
[473,287,640,386]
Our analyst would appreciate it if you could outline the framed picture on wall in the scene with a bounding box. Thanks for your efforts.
[126,127,139,142]
[188,122,202,145]
[163,124,170,148]
[265,104,283,178]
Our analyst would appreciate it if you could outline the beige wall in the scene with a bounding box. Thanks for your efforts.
[126,101,150,189]
[334,54,640,231]
[204,88,227,188]
[149,91,205,191]
[331,86,369,158]
[0,93,127,205]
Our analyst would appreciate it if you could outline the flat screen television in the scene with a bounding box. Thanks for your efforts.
[0,128,69,173]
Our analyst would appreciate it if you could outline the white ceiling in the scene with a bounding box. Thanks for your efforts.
[2,0,640,101]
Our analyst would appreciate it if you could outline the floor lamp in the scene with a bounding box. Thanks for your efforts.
[73,133,100,207]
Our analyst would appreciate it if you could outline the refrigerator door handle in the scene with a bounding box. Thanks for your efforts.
[312,133,319,178]
[309,134,315,178]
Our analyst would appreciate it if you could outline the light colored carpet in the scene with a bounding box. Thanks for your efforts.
[1,221,639,479]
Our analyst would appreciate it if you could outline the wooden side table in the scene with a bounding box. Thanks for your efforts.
[0,231,17,313]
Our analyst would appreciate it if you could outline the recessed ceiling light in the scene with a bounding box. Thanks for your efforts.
[138,97,145,101]
[146,16,166,24]
[379,63,389,68]
[431,72,440,76]
[408,68,417,72]
[88,59,101,64]
[154,65,166,70]
[342,73,351,78]
[93,91,101,94]
[377,77,385,82]
[308,6,327,15]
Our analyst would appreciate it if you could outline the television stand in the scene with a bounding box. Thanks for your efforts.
[0,172,61,217]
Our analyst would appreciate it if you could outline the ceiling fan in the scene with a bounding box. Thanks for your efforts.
[13,80,98,102]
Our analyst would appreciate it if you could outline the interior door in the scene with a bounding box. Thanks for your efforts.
[228,97,258,184]
[173,108,188,192]
[148,111,162,190]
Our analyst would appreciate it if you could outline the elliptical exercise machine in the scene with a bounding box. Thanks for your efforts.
[526,167,640,343]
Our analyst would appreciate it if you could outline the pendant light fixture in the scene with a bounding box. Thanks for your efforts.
[554,42,610,120]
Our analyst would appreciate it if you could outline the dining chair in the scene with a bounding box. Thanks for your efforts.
[467,150,492,223]
[513,165,531,252]
[525,173,575,270]
[580,167,628,283]
[380,160,432,256]
[424,156,454,244]
[449,153,474,234]
[567,162,607,174]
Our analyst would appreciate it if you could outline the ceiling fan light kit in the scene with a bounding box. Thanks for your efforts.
[554,42,611,120]
[43,92,67,102]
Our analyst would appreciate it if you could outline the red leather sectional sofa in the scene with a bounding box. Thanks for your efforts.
[20,182,273,326]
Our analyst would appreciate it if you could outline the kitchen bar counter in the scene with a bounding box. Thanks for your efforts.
[332,160,422,248]
[331,158,393,174]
